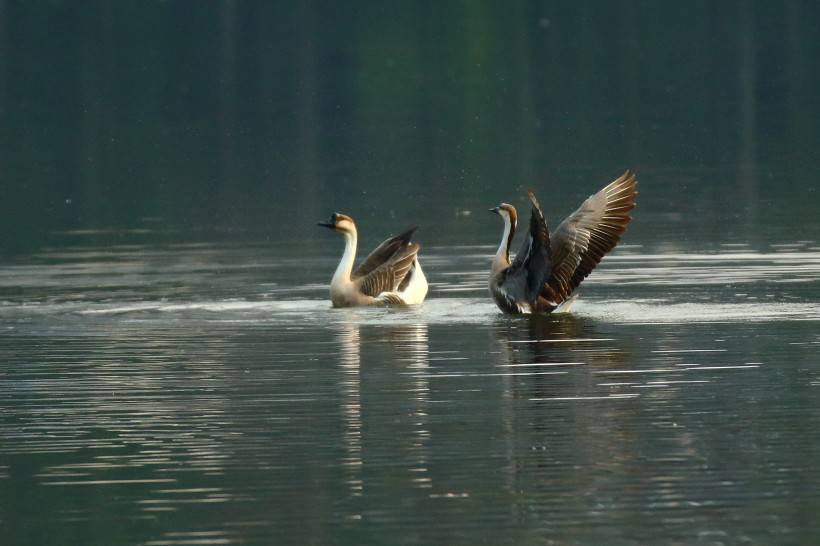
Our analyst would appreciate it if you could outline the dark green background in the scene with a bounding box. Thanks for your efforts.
[1,1,819,252]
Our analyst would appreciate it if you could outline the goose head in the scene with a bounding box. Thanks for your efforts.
[317,212,356,235]
[489,203,518,228]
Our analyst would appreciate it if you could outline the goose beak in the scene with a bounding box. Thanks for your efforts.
[317,217,335,229]
[489,206,500,215]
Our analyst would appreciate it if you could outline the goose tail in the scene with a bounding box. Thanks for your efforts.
[398,259,428,305]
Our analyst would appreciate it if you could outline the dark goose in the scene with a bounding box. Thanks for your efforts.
[489,171,638,314]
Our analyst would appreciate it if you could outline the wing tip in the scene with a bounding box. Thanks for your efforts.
[526,189,543,211]
[395,225,419,244]
[624,169,638,188]
[606,169,639,201]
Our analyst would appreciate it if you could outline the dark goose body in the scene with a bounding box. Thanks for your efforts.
[489,171,638,314]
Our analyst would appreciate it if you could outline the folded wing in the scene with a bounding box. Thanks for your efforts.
[352,226,418,280]
[353,227,420,297]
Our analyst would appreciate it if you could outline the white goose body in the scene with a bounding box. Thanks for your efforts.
[319,213,428,307]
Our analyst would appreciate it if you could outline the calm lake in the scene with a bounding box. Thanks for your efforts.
[2,232,819,545]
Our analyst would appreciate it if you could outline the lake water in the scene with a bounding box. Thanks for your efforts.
[2,236,819,545]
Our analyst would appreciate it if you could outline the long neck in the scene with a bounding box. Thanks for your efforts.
[492,216,515,274]
[332,228,358,288]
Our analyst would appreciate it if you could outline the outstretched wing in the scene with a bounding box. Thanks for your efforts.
[545,170,638,302]
[355,243,420,297]
[352,226,418,280]
[499,191,552,305]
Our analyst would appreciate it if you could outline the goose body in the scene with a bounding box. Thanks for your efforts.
[489,170,638,314]
[318,213,428,307]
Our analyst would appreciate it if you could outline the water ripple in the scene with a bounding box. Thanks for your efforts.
[2,242,819,545]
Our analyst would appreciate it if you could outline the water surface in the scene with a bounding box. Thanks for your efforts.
[2,240,819,545]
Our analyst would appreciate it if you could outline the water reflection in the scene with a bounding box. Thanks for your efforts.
[336,322,363,502]
[335,320,432,503]
[492,314,635,401]
[391,323,432,490]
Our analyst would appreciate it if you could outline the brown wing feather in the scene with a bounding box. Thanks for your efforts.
[355,243,419,297]
[352,226,418,280]
[544,171,638,303]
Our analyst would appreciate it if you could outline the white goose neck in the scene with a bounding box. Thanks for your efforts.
[492,215,514,274]
[332,228,358,288]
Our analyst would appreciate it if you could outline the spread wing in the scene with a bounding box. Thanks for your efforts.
[354,243,420,297]
[545,170,637,303]
[499,192,552,305]
[352,226,418,280]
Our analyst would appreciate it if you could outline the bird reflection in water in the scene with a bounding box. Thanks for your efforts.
[381,323,432,490]
[334,320,432,503]
[492,313,632,400]
[336,322,364,501]
[492,314,646,518]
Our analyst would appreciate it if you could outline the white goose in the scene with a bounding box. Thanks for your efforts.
[317,213,428,307]
[489,171,638,314]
